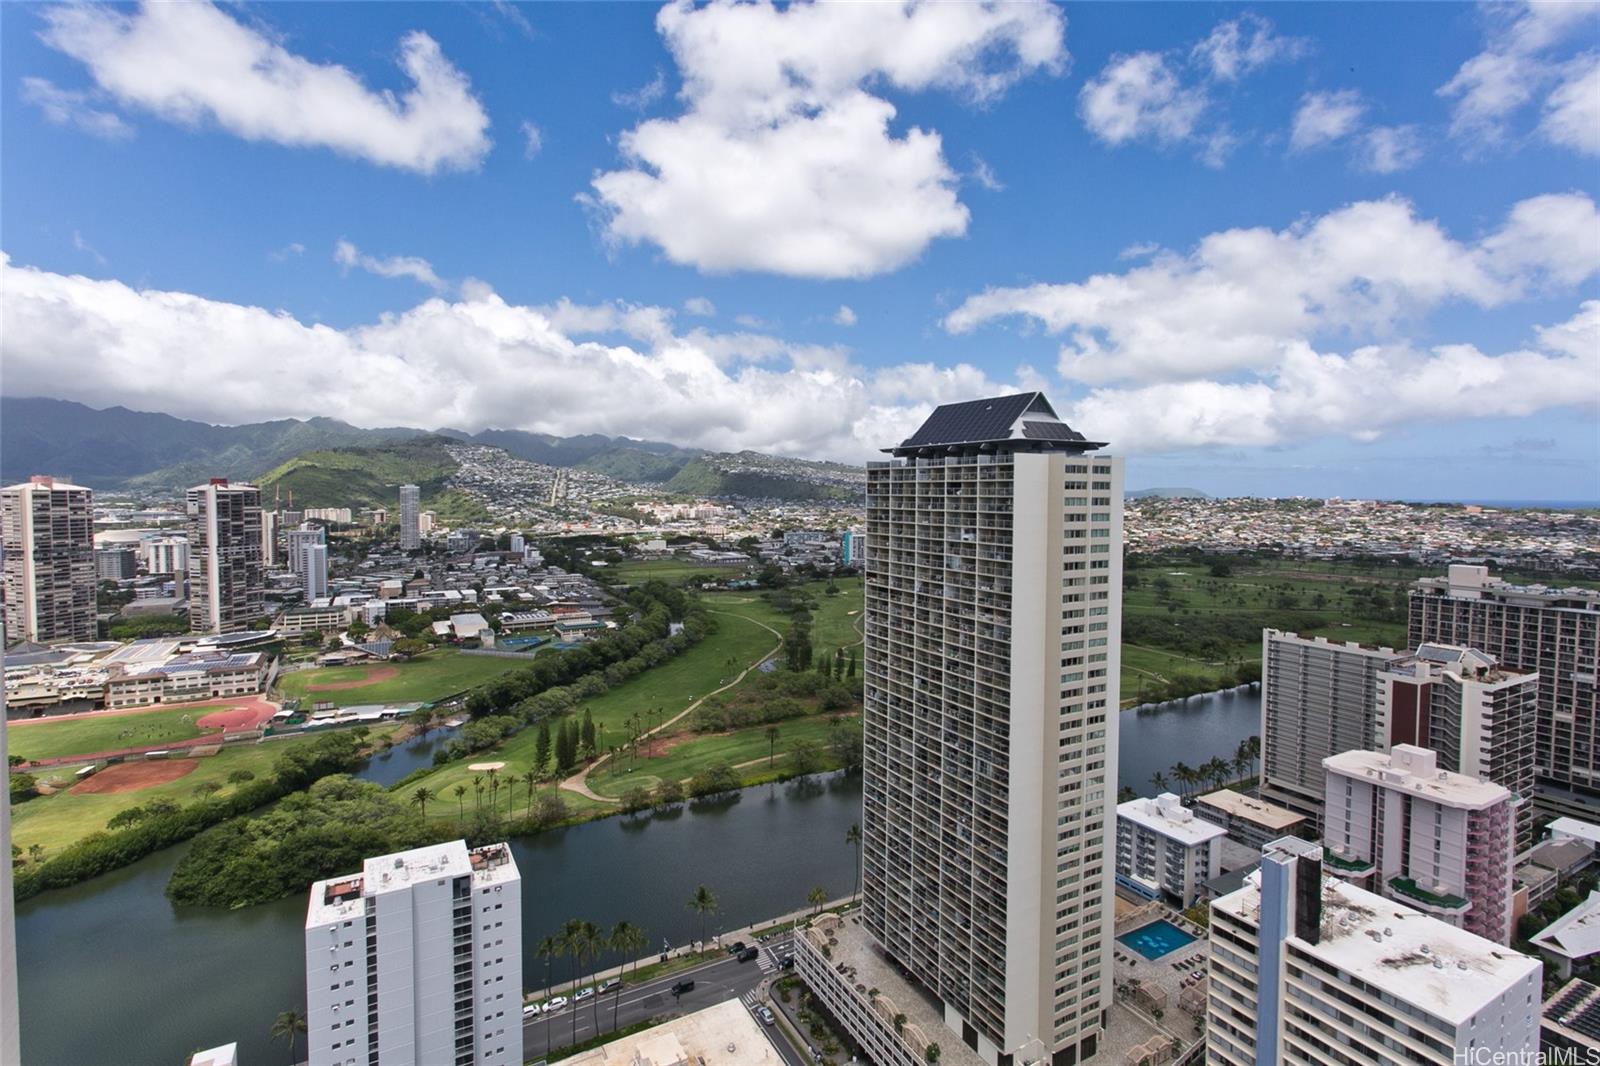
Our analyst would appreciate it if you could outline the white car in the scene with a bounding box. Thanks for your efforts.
[544,995,569,1013]
[574,987,595,1002]
[522,1004,539,1018]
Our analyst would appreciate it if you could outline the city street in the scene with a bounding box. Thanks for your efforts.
[522,935,808,1066]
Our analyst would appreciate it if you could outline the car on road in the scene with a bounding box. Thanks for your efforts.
[670,980,695,996]
[737,947,759,962]
[725,941,746,955]
[574,987,595,1002]
[757,1006,776,1026]
[599,978,621,994]
[522,1004,539,1018]
[543,995,568,1012]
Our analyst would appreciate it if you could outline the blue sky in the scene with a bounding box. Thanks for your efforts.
[2,0,1597,500]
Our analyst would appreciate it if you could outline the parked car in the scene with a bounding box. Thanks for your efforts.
[725,940,747,955]
[522,1004,539,1018]
[737,947,759,963]
[779,957,795,971]
[599,978,621,994]
[671,980,695,996]
[757,1006,776,1026]
[574,987,595,1002]
[544,995,568,1012]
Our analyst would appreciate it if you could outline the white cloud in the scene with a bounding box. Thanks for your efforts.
[490,1,535,40]
[1290,90,1365,151]
[1192,13,1307,82]
[1541,53,1600,155]
[833,305,858,327]
[268,242,306,262]
[588,0,1066,279]
[0,253,1029,462]
[1066,304,1599,454]
[334,240,447,292]
[1358,125,1424,173]
[20,77,132,139]
[521,121,543,159]
[1079,52,1204,147]
[969,154,1005,192]
[39,1,490,174]
[945,192,1600,385]
[612,70,667,111]
[1439,1,1599,150]
[683,297,716,317]
[72,231,107,265]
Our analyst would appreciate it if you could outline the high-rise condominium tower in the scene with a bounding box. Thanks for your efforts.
[862,393,1122,1066]
[1,476,96,645]
[186,479,264,635]
[399,485,421,551]
[305,840,522,1066]
[1411,564,1600,817]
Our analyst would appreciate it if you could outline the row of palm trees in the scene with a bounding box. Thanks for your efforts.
[409,765,544,823]
[531,917,652,1058]
[1149,736,1260,801]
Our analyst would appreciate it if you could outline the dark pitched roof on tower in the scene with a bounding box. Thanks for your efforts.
[890,392,1106,456]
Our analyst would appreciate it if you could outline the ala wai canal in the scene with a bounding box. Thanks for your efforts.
[14,688,1258,1065]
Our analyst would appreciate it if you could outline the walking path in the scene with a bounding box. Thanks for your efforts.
[559,610,784,804]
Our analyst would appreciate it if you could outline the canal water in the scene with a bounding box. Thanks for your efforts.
[14,689,1259,1065]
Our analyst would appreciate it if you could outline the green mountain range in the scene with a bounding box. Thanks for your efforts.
[256,436,489,524]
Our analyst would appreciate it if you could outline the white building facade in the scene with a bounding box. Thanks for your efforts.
[304,840,522,1066]
[1,476,97,645]
[398,485,420,551]
[1114,793,1224,908]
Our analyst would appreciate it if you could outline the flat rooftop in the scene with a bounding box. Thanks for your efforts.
[1118,793,1227,846]
[307,840,519,927]
[553,998,782,1066]
[1323,745,1511,810]
[1195,789,1305,830]
[1215,868,1540,1025]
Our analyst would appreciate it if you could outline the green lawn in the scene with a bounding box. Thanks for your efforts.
[277,649,531,707]
[702,577,864,660]
[8,706,209,763]
[9,729,394,858]
[609,559,751,585]
[587,714,849,798]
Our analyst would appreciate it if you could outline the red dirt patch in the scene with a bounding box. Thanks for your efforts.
[305,664,401,692]
[196,704,276,731]
[72,759,198,795]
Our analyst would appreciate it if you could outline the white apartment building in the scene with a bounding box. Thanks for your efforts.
[1,476,97,645]
[305,840,522,1066]
[1260,629,1403,819]
[418,511,436,535]
[859,393,1122,1066]
[1376,643,1538,848]
[399,485,420,551]
[1207,838,1541,1066]
[261,510,278,567]
[1322,745,1516,944]
[142,536,190,578]
[287,526,327,576]
[187,479,265,635]
[1114,792,1224,908]
[1411,564,1600,818]
[304,541,329,602]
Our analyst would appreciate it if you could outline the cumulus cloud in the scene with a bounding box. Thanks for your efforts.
[587,0,1066,278]
[1439,1,1599,152]
[683,297,716,317]
[833,305,858,327]
[334,240,447,292]
[1541,53,1600,155]
[1290,90,1365,150]
[20,77,132,139]
[38,1,490,174]
[1358,125,1424,173]
[945,191,1600,385]
[0,253,1030,462]
[1079,13,1300,165]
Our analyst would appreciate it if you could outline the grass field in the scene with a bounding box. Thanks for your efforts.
[609,559,751,585]
[277,649,530,708]
[586,714,850,798]
[702,576,864,658]
[9,728,396,858]
[7,706,208,763]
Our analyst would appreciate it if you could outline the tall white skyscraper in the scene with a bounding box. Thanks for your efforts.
[859,393,1122,1066]
[305,840,522,1066]
[142,536,190,577]
[261,510,278,568]
[399,485,421,551]
[304,541,329,602]
[2,475,97,645]
[186,479,264,635]
[286,526,326,575]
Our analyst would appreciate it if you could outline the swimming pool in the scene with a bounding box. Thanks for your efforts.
[1117,919,1198,960]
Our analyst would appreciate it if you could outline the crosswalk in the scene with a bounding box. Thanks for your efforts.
[742,989,761,1010]
[757,948,779,974]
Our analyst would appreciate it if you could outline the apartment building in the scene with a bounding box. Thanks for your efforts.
[1192,789,1307,851]
[304,541,329,602]
[399,485,421,551]
[1,476,97,646]
[1259,630,1403,819]
[95,546,137,581]
[1114,792,1224,908]
[142,536,191,578]
[1322,745,1516,944]
[1207,837,1541,1066]
[305,840,522,1066]
[187,480,265,634]
[1376,643,1538,848]
[261,510,278,568]
[1411,564,1600,817]
[858,393,1122,1066]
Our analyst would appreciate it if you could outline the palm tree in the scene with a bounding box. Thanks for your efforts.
[523,770,539,816]
[687,885,718,949]
[269,1008,307,1065]
[808,886,827,916]
[1150,771,1168,793]
[1247,734,1261,777]
[410,786,435,819]
[609,921,645,1031]
[488,768,501,814]
[453,784,467,820]
[1171,761,1194,800]
[472,774,485,810]
[765,724,781,766]
[845,823,862,900]
[535,936,560,1059]
[562,919,601,1047]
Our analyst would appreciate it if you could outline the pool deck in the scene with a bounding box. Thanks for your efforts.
[1111,915,1210,1060]
[1116,919,1196,961]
